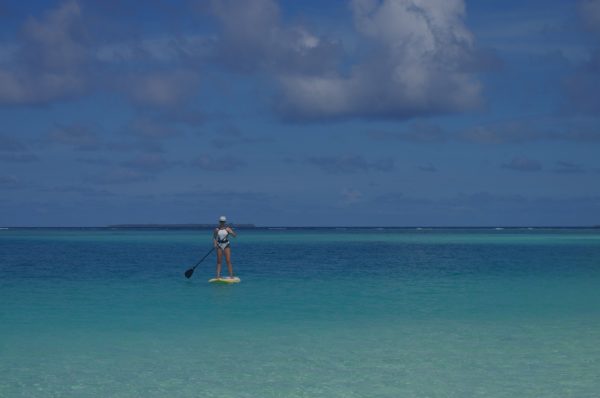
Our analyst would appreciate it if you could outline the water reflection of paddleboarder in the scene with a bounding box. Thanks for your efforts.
[213,216,237,279]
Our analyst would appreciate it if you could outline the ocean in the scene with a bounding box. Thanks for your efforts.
[1,228,599,397]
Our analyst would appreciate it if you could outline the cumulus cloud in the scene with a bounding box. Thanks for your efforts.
[277,0,483,121]
[308,155,394,174]
[0,0,91,105]
[206,0,483,121]
[209,0,341,75]
[501,156,542,172]
[0,1,205,116]
[0,0,487,122]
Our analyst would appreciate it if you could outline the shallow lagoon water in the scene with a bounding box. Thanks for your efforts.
[1,228,600,397]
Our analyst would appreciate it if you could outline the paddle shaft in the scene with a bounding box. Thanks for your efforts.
[191,247,215,271]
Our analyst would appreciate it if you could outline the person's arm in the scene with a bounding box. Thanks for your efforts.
[227,227,237,237]
[213,229,218,247]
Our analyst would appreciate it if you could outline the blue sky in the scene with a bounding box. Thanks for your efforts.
[1,0,599,227]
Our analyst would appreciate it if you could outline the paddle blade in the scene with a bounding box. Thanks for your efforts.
[184,268,194,279]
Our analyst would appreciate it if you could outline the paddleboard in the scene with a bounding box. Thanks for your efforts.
[209,277,241,284]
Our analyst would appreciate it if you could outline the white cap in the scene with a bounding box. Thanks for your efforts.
[219,216,227,222]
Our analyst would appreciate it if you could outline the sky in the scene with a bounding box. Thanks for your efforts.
[0,0,599,227]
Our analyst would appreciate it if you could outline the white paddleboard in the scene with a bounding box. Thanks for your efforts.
[209,277,241,284]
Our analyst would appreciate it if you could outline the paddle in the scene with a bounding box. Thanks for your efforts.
[184,247,215,279]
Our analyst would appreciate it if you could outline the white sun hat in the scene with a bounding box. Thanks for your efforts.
[219,216,227,222]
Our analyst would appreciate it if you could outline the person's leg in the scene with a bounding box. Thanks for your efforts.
[224,247,234,277]
[216,247,223,278]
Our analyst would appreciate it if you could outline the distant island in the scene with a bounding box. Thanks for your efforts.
[107,223,256,229]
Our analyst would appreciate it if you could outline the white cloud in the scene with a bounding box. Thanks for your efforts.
[277,0,482,121]
[209,0,341,75]
[0,0,484,122]
[0,0,91,105]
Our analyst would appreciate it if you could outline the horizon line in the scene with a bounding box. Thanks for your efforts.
[2,225,599,229]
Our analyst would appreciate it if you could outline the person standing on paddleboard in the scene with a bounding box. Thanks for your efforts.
[213,216,237,279]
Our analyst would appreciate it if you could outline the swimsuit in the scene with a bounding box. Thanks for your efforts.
[216,228,230,250]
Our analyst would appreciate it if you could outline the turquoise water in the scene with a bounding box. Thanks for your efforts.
[1,228,600,397]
